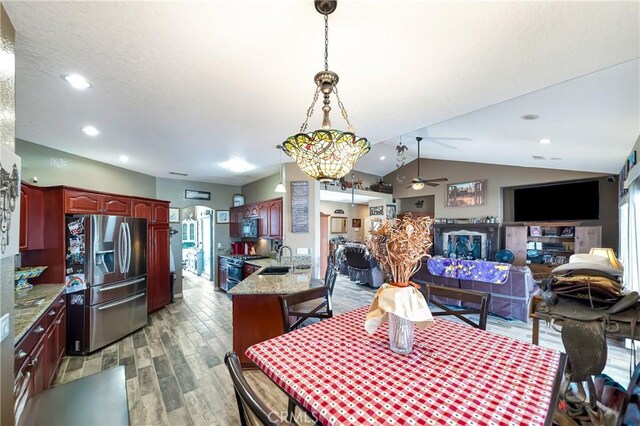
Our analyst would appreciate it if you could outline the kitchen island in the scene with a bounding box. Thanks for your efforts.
[229,259,320,368]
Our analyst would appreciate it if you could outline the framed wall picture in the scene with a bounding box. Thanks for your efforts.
[169,207,180,223]
[369,205,384,216]
[185,189,211,200]
[352,218,362,228]
[386,204,397,219]
[0,146,21,258]
[216,210,230,224]
[446,180,487,208]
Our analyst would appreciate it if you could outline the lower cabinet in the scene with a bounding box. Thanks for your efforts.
[14,296,66,424]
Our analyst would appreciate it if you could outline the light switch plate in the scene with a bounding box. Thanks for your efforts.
[0,313,10,342]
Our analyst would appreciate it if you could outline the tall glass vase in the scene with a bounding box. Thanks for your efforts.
[388,313,415,354]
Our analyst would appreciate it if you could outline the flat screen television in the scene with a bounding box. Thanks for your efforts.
[514,180,599,221]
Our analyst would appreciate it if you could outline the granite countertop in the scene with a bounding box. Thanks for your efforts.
[14,284,66,344]
[228,258,318,295]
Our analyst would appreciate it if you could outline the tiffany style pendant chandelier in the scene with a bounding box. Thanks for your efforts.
[282,0,370,183]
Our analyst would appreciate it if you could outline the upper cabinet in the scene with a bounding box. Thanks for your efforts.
[230,197,282,239]
[268,199,282,239]
[64,189,131,216]
[132,199,169,224]
[19,183,45,252]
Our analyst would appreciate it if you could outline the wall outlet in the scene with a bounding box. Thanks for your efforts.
[0,313,10,342]
[297,248,311,255]
[217,243,221,248]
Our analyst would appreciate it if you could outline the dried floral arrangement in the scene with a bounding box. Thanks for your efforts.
[367,214,434,286]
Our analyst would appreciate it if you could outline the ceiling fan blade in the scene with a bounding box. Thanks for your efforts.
[430,140,458,150]
[423,177,448,183]
[425,182,440,187]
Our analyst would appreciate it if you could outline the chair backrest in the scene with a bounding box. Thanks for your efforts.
[345,248,371,269]
[224,352,293,426]
[279,286,332,333]
[423,284,491,330]
[325,257,338,295]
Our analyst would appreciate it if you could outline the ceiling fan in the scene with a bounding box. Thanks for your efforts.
[407,137,448,190]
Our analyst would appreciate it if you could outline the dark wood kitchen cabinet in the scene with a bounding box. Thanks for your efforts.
[148,225,171,313]
[229,197,282,239]
[64,189,131,216]
[19,182,45,252]
[258,203,269,237]
[14,293,67,424]
[268,199,283,239]
[230,208,243,238]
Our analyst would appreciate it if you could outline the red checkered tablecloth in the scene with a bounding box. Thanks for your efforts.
[246,306,564,425]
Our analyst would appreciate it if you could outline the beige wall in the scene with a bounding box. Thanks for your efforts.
[0,5,14,423]
[241,172,280,205]
[320,201,368,242]
[156,178,241,294]
[385,158,605,220]
[399,195,436,215]
[16,139,156,198]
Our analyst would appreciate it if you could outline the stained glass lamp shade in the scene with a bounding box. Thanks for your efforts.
[283,129,369,183]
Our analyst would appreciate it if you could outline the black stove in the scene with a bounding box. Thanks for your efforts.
[235,255,269,261]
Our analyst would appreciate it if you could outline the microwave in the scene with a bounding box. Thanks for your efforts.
[242,218,259,238]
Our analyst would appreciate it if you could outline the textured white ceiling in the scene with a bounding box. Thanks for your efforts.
[368,59,640,176]
[4,1,639,184]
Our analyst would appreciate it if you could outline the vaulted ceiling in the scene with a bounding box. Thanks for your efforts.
[4,1,639,185]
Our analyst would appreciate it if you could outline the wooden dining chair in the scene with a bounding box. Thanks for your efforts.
[224,352,294,426]
[423,284,491,330]
[279,286,333,333]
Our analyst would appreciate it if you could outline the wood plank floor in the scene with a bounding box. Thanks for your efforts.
[54,271,636,425]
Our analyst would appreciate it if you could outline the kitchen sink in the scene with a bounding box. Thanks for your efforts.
[258,266,291,275]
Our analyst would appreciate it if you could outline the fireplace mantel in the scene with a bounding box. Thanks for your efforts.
[433,223,500,260]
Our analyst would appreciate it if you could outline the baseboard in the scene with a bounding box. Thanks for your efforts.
[174,293,183,299]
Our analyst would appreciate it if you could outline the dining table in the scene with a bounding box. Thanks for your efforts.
[246,306,567,425]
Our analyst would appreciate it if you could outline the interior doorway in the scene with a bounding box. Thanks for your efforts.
[181,205,215,281]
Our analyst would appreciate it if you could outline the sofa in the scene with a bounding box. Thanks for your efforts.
[412,259,538,322]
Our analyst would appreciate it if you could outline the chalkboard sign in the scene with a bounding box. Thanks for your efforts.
[291,181,309,233]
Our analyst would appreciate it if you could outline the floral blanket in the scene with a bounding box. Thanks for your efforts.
[427,256,511,284]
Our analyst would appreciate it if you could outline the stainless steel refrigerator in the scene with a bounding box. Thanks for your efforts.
[66,215,147,355]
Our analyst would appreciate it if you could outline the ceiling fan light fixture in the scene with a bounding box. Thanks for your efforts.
[411,181,425,191]
[282,0,370,183]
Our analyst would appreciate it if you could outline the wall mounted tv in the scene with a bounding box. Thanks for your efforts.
[514,180,599,222]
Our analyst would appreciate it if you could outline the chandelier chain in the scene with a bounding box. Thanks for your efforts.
[332,83,354,132]
[299,85,321,133]
[324,14,329,71]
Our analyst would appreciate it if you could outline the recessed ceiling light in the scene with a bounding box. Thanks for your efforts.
[220,158,255,173]
[118,155,129,163]
[380,156,386,160]
[62,74,92,90]
[539,138,552,144]
[82,126,100,136]
[520,114,540,120]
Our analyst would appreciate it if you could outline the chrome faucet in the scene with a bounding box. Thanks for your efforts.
[277,245,294,273]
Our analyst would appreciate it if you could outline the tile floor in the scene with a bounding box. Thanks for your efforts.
[53,271,635,425]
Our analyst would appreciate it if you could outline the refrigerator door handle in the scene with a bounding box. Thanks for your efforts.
[127,222,133,273]
[118,222,126,273]
[98,277,145,292]
[97,292,146,311]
